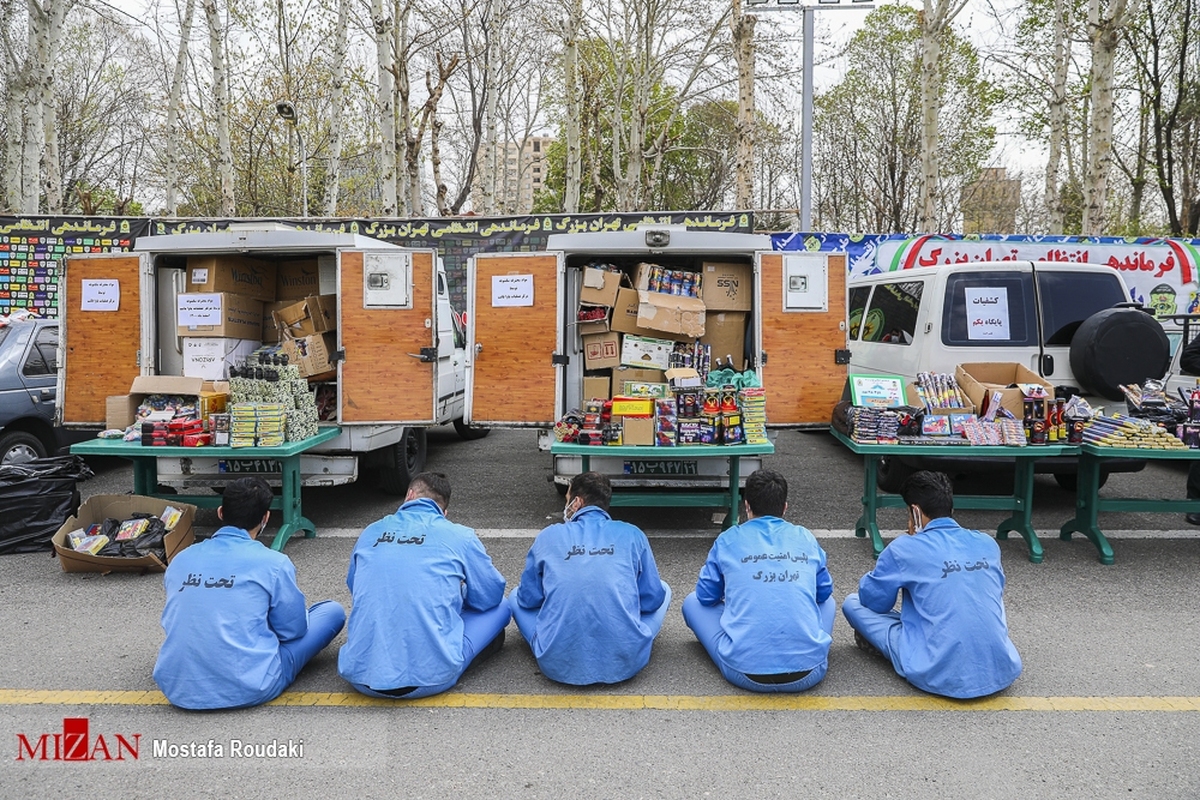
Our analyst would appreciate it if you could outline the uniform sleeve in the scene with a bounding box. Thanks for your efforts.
[1182,332,1200,375]
[857,542,903,613]
[267,558,310,643]
[462,535,506,612]
[636,537,667,614]
[513,537,546,610]
[814,543,834,604]
[694,540,725,606]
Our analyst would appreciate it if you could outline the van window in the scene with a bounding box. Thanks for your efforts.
[848,286,871,340]
[861,280,923,344]
[1036,270,1128,345]
[942,272,1035,346]
[22,326,58,376]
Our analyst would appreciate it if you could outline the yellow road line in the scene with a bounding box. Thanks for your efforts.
[0,689,1198,712]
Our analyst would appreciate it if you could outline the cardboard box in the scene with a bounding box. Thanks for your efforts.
[579,267,622,308]
[262,300,290,343]
[583,374,611,401]
[276,258,337,301]
[282,331,338,377]
[905,383,976,416]
[701,262,753,311]
[577,306,611,336]
[182,337,260,381]
[582,331,621,370]
[274,294,336,338]
[621,335,675,371]
[665,367,703,389]
[186,255,276,302]
[52,495,197,573]
[701,311,748,371]
[633,263,658,291]
[177,292,264,339]
[106,376,229,430]
[954,363,1051,419]
[611,397,654,417]
[620,381,670,399]
[610,287,652,336]
[614,366,665,384]
[622,415,655,446]
[636,290,706,338]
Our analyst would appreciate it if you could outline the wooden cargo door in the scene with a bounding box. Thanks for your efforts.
[757,252,848,425]
[59,252,147,426]
[467,252,561,426]
[339,248,437,424]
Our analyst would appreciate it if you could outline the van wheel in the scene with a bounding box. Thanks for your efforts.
[452,417,491,441]
[0,430,47,466]
[875,456,913,494]
[377,428,428,495]
[1053,471,1109,492]
[1069,307,1170,400]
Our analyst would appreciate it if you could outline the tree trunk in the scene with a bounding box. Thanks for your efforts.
[480,0,498,215]
[34,0,71,214]
[562,0,582,213]
[1082,0,1128,234]
[21,7,42,212]
[201,0,235,216]
[395,0,413,215]
[371,0,397,215]
[1045,0,1068,233]
[323,0,349,216]
[165,0,196,216]
[917,0,967,231]
[731,0,755,210]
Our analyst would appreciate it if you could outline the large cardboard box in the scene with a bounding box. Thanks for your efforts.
[276,258,336,301]
[610,287,653,336]
[182,337,260,381]
[614,366,665,384]
[579,267,622,308]
[274,294,336,338]
[52,495,197,573]
[621,335,675,371]
[954,362,1052,419]
[636,291,706,338]
[701,262,753,311]
[701,311,748,371]
[262,300,290,344]
[583,374,611,401]
[282,331,338,377]
[186,255,276,302]
[583,331,621,370]
[177,292,264,339]
[622,415,655,446]
[106,376,229,430]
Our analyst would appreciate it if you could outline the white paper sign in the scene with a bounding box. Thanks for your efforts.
[80,280,120,311]
[491,274,534,307]
[965,287,1010,340]
[190,267,209,285]
[177,293,224,326]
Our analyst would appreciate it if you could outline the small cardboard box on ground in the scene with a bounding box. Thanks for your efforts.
[273,294,336,338]
[52,495,197,573]
[177,292,264,339]
[106,375,229,430]
[701,262,753,311]
[955,363,1052,419]
[186,255,277,302]
[579,267,622,307]
[621,335,675,371]
[276,258,337,301]
[182,337,260,380]
[282,331,337,377]
[701,311,748,370]
[636,291,706,339]
[583,331,621,370]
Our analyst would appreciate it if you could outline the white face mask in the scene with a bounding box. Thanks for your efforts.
[563,498,578,523]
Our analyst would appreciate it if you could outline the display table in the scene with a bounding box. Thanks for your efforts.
[71,427,341,552]
[550,441,775,529]
[832,430,1079,563]
[1060,443,1200,565]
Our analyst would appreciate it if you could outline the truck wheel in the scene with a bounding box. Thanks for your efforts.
[0,430,47,466]
[875,455,913,494]
[377,428,428,495]
[452,417,491,441]
[1053,471,1109,492]
[1069,307,1170,401]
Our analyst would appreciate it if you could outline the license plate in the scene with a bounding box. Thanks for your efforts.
[218,459,283,474]
[623,460,699,476]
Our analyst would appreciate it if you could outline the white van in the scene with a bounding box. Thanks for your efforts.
[848,261,1171,490]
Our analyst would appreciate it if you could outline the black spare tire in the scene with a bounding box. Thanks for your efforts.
[1069,306,1170,401]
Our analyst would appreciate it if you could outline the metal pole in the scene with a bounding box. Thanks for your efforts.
[800,4,813,231]
[297,129,308,218]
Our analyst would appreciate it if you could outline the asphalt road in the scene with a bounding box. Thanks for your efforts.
[1,427,1198,798]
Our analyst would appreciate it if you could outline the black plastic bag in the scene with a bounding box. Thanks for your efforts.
[97,513,168,561]
[0,456,93,555]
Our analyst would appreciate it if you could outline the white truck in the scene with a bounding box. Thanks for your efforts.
[464,225,850,492]
[56,224,486,493]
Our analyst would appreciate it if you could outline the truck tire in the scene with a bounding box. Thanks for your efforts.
[0,430,47,466]
[875,455,913,494]
[453,417,491,441]
[377,427,428,495]
[1069,307,1170,401]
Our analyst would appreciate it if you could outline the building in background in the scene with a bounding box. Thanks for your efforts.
[473,136,554,213]
[961,168,1021,234]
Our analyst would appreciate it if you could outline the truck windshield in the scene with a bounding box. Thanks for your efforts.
[1036,270,1129,345]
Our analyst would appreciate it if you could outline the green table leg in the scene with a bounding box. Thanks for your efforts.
[723,455,742,530]
[269,455,316,552]
[996,457,1044,563]
[1059,451,1114,565]
[131,457,158,496]
[856,454,885,558]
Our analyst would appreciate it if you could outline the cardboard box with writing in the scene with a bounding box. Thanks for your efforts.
[186,255,276,302]
[583,374,611,401]
[282,331,338,378]
[621,335,675,371]
[579,267,622,308]
[701,262,753,311]
[182,338,260,381]
[276,259,336,301]
[622,415,655,446]
[701,311,748,371]
[954,362,1052,419]
[262,300,290,343]
[106,376,229,430]
[583,331,621,370]
[610,287,654,336]
[274,294,336,339]
[636,291,706,339]
[177,292,264,339]
[52,495,196,574]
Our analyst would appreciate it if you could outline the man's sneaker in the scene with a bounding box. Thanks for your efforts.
[854,630,883,659]
[1186,512,1200,526]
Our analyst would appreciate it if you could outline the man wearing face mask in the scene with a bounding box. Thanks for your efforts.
[841,470,1022,699]
[509,471,671,685]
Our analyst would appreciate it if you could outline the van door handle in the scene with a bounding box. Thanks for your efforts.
[40,390,54,401]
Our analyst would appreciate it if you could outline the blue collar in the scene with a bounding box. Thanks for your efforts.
[211,525,254,540]
[399,497,447,518]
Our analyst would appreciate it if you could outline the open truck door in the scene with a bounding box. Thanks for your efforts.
[58,252,149,427]
[338,248,438,425]
[466,252,562,426]
[757,252,848,425]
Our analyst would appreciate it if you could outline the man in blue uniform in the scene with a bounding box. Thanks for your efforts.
[154,476,346,710]
[682,469,835,693]
[842,470,1022,699]
[509,471,670,685]
[339,472,509,699]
